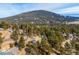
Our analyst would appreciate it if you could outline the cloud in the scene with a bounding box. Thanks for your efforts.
[55,5,79,16]
[0,3,79,18]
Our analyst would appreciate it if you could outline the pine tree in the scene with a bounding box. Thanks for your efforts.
[0,33,3,49]
[18,36,25,50]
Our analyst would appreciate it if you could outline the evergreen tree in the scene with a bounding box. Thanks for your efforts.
[18,36,25,50]
[0,33,3,49]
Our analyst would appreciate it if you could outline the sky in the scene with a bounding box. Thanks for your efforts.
[0,3,79,18]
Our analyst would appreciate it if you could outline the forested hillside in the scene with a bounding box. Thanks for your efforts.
[0,21,79,55]
[0,10,78,24]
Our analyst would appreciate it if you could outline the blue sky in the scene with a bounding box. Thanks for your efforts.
[0,3,79,18]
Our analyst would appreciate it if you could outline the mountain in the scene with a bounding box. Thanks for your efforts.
[0,10,79,24]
